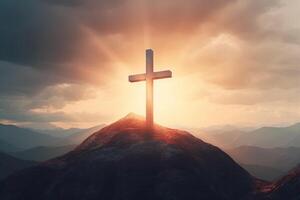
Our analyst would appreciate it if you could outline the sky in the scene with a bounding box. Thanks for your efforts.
[0,0,300,129]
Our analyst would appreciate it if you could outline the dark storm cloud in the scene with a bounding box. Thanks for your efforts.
[0,61,65,95]
[0,0,84,67]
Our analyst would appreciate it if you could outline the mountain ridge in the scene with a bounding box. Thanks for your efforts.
[0,113,256,200]
[0,124,60,149]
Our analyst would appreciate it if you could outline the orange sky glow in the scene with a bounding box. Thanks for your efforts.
[1,0,300,129]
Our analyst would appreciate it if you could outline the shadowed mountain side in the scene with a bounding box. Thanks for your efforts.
[0,152,37,181]
[0,113,256,200]
[263,165,300,200]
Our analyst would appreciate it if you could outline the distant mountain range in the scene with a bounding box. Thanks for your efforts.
[34,127,87,138]
[2,121,300,184]
[58,124,105,145]
[225,145,300,181]
[2,121,300,152]
[12,145,76,161]
[226,146,300,172]
[240,164,285,181]
[0,152,37,181]
[1,114,300,199]
[0,139,22,153]
[234,123,300,148]
[0,124,105,153]
[193,122,300,148]
[0,124,61,150]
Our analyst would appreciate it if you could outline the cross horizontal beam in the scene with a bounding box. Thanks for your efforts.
[128,70,172,82]
[153,70,172,80]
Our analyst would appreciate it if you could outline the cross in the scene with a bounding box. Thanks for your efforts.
[129,49,172,129]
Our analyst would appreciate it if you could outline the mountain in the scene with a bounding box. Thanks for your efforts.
[9,125,105,161]
[287,134,300,147]
[0,139,21,153]
[0,114,256,200]
[193,129,247,149]
[62,124,105,145]
[36,124,106,145]
[35,127,85,138]
[13,145,76,161]
[263,165,300,199]
[0,152,37,181]
[234,123,300,148]
[241,164,284,181]
[192,123,300,149]
[226,146,300,172]
[0,124,61,149]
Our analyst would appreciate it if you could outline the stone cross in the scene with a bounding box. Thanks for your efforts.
[129,49,172,129]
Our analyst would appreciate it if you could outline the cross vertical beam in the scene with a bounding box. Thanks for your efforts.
[128,49,172,130]
[146,49,154,129]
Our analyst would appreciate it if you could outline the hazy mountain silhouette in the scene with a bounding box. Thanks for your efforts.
[194,129,247,149]
[0,123,105,152]
[0,124,61,149]
[226,146,300,173]
[287,134,300,147]
[0,114,256,200]
[35,127,86,138]
[0,139,21,153]
[233,124,300,148]
[60,124,106,145]
[193,123,300,149]
[35,124,106,145]
[240,164,284,181]
[13,145,76,161]
[0,152,36,181]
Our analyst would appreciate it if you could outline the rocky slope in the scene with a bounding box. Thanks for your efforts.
[0,114,257,200]
[263,165,300,200]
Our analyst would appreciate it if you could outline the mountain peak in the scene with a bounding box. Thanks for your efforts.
[0,114,256,200]
[76,113,196,152]
[123,112,143,119]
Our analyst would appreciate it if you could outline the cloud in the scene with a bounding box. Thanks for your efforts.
[0,83,100,123]
[203,88,300,105]
[0,0,300,125]
[189,36,300,90]
[0,0,82,65]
